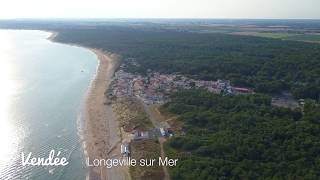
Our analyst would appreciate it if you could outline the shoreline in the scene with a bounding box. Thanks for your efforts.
[84,49,130,180]
[48,32,130,180]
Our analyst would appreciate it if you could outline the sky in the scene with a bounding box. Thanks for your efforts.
[0,0,319,19]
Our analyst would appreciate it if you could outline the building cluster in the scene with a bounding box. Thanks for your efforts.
[132,127,172,141]
[109,65,253,105]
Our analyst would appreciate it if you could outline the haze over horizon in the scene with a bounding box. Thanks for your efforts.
[0,0,319,20]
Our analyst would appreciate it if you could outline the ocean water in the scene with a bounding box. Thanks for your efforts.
[0,30,98,179]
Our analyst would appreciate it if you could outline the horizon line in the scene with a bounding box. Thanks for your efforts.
[1,17,320,21]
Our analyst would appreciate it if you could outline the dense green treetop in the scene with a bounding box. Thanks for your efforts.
[164,90,320,179]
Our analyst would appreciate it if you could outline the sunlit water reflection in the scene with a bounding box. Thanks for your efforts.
[0,30,97,179]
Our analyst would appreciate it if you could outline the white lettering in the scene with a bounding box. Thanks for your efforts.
[21,150,69,166]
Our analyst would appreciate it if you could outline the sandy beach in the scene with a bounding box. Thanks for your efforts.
[83,49,130,180]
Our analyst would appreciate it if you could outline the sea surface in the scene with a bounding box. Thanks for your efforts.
[0,30,97,179]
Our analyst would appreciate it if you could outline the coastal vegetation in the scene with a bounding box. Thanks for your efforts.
[163,90,320,179]
[112,96,165,179]
[113,97,152,132]
[130,140,164,180]
[54,28,320,100]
